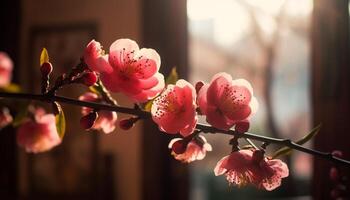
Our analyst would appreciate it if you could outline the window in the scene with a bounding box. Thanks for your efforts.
[188,0,313,199]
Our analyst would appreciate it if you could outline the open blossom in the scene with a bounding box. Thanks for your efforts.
[214,149,289,191]
[151,80,197,136]
[0,107,13,129]
[17,109,61,153]
[79,92,118,134]
[197,72,258,131]
[168,135,212,163]
[0,52,13,87]
[84,39,165,102]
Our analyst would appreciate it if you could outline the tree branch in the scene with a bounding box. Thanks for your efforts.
[1,91,349,167]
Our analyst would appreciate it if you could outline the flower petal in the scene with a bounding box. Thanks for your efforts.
[131,58,158,79]
[135,48,161,70]
[207,72,232,105]
[214,155,230,176]
[109,39,139,69]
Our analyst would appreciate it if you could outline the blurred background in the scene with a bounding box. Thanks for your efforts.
[0,0,349,200]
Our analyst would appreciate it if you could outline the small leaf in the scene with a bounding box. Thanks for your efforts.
[272,124,322,159]
[40,48,49,66]
[89,85,102,95]
[89,80,106,96]
[53,102,66,139]
[165,67,178,85]
[12,102,29,127]
[0,83,21,93]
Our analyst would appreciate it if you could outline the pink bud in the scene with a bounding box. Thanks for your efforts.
[235,120,250,133]
[80,112,98,130]
[195,81,204,94]
[332,150,343,158]
[0,52,13,87]
[329,167,339,182]
[81,71,98,86]
[40,62,53,76]
[171,140,187,154]
[330,189,341,199]
[119,117,138,130]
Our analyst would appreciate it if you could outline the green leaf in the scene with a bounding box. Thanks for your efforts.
[0,83,21,93]
[89,85,100,95]
[54,102,66,139]
[12,102,29,127]
[89,80,106,96]
[165,67,178,85]
[40,48,49,66]
[272,124,322,159]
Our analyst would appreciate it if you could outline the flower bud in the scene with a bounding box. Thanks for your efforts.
[332,150,343,158]
[330,189,341,199]
[119,117,138,130]
[171,139,187,154]
[0,52,13,87]
[329,167,339,182]
[235,120,250,133]
[40,62,53,76]
[80,71,98,86]
[80,112,98,130]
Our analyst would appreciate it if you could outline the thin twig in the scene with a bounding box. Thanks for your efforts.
[0,91,349,167]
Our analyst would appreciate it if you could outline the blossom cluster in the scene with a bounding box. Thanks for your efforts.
[0,38,289,190]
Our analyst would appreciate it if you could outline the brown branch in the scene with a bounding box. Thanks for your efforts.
[0,91,349,167]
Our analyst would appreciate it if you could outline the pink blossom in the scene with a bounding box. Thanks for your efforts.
[0,52,13,87]
[151,80,197,136]
[168,135,212,163]
[84,39,165,102]
[214,149,289,191]
[197,73,258,131]
[0,107,13,129]
[17,110,61,153]
[79,92,118,133]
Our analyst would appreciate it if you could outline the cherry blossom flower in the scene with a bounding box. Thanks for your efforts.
[214,149,289,191]
[252,151,289,191]
[0,52,13,87]
[197,72,258,131]
[168,135,212,163]
[84,39,165,102]
[17,109,61,153]
[151,79,197,136]
[79,92,117,133]
[0,107,13,129]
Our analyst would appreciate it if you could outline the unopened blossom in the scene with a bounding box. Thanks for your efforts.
[151,80,197,136]
[0,107,13,129]
[79,92,117,133]
[168,135,212,163]
[17,109,61,153]
[197,73,258,131]
[214,149,289,191]
[0,52,13,87]
[84,39,165,102]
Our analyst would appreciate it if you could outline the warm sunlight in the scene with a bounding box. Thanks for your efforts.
[188,0,313,45]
